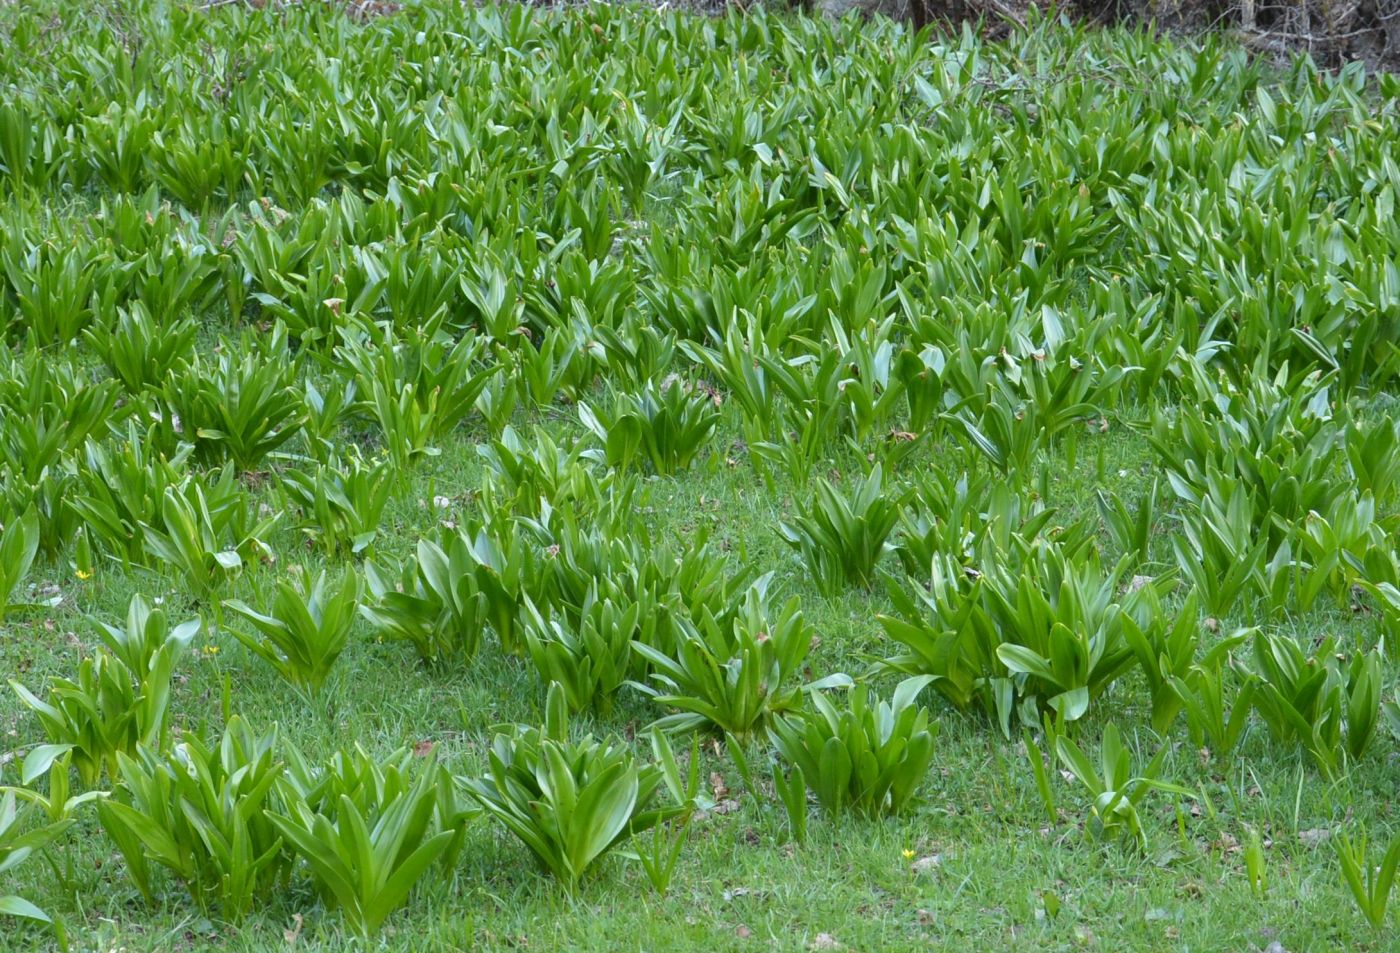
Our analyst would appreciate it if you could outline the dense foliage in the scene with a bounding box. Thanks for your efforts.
[0,1,1398,949]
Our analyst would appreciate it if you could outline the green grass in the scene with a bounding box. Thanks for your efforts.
[1,0,1399,949]
[2,421,1394,951]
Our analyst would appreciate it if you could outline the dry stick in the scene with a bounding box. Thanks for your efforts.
[1249,24,1388,40]
[198,0,318,8]
[978,0,1026,28]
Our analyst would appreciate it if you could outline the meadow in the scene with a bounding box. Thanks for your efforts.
[0,2,1398,950]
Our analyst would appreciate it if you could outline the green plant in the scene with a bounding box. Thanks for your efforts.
[148,115,250,210]
[139,480,275,600]
[269,747,457,936]
[279,454,395,556]
[94,593,200,678]
[1169,637,1256,760]
[878,537,1139,735]
[0,787,70,948]
[10,595,192,788]
[224,569,361,695]
[632,581,849,740]
[1170,471,1276,617]
[1382,694,1399,741]
[473,366,521,437]
[520,587,634,714]
[11,642,178,790]
[778,464,905,593]
[451,519,548,656]
[877,555,1003,721]
[3,745,107,833]
[751,354,852,487]
[823,315,904,441]
[96,718,286,918]
[1023,727,1057,825]
[770,676,937,817]
[2,4,1400,945]
[338,318,495,468]
[278,743,468,857]
[1053,724,1192,849]
[891,467,1054,579]
[0,350,122,488]
[0,507,38,623]
[464,683,686,890]
[67,427,191,566]
[631,732,701,894]
[15,612,187,797]
[679,318,777,451]
[1334,829,1400,929]
[361,536,489,664]
[476,425,590,517]
[83,302,197,395]
[0,233,98,346]
[1343,414,1400,504]
[773,759,808,845]
[1153,366,1342,532]
[82,103,156,192]
[1096,478,1159,569]
[1297,491,1398,610]
[1122,589,1201,734]
[300,376,357,464]
[159,333,304,471]
[946,387,1047,477]
[1248,631,1382,775]
[504,324,603,409]
[991,548,1151,728]
[0,99,55,196]
[1245,826,1268,898]
[579,378,720,475]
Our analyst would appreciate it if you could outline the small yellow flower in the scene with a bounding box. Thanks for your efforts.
[75,569,93,580]
[203,645,220,656]
[902,849,916,860]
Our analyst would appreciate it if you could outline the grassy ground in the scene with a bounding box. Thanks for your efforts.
[1,417,1393,952]
[0,1,1397,951]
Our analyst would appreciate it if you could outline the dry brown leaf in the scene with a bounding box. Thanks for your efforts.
[709,772,730,800]
[283,913,303,945]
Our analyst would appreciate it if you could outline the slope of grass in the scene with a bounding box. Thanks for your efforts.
[0,2,1398,951]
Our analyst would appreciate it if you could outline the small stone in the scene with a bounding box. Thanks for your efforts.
[911,854,942,876]
[1298,828,1332,848]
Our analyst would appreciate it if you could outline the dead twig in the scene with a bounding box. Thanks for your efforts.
[978,0,1026,28]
